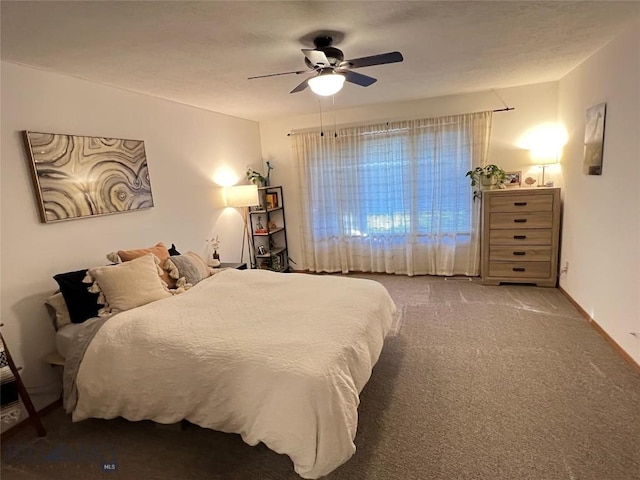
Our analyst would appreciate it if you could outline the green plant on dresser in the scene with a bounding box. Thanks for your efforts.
[466,164,507,201]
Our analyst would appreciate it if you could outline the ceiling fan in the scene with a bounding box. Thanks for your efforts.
[248,35,403,96]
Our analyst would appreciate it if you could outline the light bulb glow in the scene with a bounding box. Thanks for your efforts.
[517,122,568,165]
[308,73,345,96]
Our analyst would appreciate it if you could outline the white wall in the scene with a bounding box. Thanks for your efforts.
[557,18,640,365]
[0,62,262,426]
[259,82,559,268]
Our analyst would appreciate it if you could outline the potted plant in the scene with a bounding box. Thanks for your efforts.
[465,164,507,201]
[246,161,274,186]
[246,168,265,186]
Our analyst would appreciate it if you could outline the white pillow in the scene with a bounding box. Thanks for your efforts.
[86,253,171,314]
[45,292,72,330]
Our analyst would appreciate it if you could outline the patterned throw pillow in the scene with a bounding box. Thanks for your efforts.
[163,252,211,287]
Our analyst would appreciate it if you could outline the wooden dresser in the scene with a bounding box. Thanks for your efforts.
[481,188,561,287]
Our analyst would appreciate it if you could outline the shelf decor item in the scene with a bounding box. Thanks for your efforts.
[265,192,278,209]
[246,161,274,187]
[246,168,265,186]
[23,131,153,223]
[504,171,521,188]
[255,216,267,234]
[265,160,273,186]
[207,236,221,267]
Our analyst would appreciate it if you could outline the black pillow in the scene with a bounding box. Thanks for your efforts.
[53,269,101,324]
[168,243,181,256]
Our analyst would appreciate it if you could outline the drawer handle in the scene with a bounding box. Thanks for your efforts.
[513,218,527,223]
[512,267,526,272]
[514,202,528,206]
[513,235,527,240]
[513,251,526,256]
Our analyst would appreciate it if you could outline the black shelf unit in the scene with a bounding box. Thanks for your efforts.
[249,185,289,272]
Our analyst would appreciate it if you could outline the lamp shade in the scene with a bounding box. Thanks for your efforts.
[308,72,345,96]
[530,147,561,165]
[226,184,259,207]
[518,123,567,165]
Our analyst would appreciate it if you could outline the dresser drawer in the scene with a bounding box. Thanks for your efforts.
[489,229,553,245]
[489,194,554,213]
[488,262,551,278]
[489,246,552,262]
[490,212,553,229]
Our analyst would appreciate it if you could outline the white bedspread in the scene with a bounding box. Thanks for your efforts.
[73,269,396,478]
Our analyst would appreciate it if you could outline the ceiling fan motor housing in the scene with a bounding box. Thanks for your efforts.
[305,46,344,69]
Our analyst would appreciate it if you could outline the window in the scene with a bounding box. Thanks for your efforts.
[292,111,491,275]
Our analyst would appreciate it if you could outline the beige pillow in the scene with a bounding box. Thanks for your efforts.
[45,292,72,330]
[116,242,175,287]
[87,253,171,314]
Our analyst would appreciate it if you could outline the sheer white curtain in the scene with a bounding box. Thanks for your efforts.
[292,111,492,276]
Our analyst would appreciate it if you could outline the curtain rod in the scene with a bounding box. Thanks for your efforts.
[286,107,514,136]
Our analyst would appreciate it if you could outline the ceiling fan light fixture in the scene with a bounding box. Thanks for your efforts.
[308,71,345,96]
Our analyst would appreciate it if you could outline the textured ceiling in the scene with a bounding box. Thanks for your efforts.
[1,1,638,121]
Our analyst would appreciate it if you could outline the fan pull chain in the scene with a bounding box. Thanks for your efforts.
[319,99,324,137]
[332,95,338,138]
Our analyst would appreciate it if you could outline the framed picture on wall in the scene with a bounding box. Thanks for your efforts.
[23,131,153,223]
[583,102,606,175]
[504,171,521,187]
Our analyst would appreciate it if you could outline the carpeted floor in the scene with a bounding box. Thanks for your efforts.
[2,274,639,480]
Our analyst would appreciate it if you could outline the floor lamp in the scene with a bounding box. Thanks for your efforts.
[225,184,259,267]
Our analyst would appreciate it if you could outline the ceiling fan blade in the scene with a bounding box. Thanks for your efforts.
[302,49,331,67]
[340,70,377,87]
[290,78,309,93]
[340,51,404,69]
[248,69,309,80]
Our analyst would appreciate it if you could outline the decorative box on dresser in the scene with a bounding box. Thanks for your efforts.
[481,187,561,287]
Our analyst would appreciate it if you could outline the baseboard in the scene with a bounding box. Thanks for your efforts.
[558,286,640,374]
[1,398,62,441]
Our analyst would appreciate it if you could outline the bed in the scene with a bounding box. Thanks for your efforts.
[62,268,396,479]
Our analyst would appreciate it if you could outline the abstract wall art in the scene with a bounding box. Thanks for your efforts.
[583,103,606,175]
[23,131,154,223]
